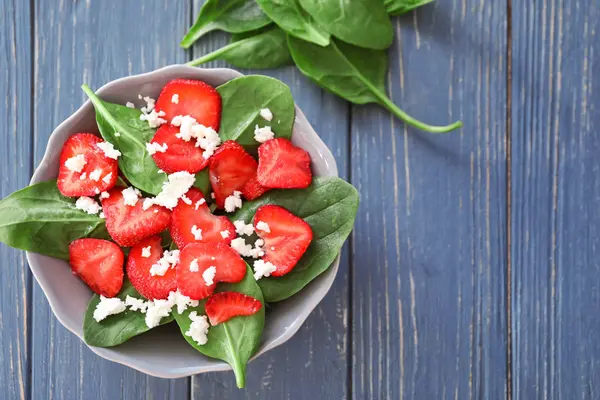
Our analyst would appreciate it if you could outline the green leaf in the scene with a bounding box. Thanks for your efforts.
[385,0,434,15]
[193,168,211,195]
[256,0,330,46]
[181,0,272,49]
[231,177,359,302]
[173,265,264,388]
[297,0,393,50]
[287,36,462,133]
[81,85,167,194]
[0,180,105,260]
[216,76,295,147]
[187,27,293,69]
[83,280,174,347]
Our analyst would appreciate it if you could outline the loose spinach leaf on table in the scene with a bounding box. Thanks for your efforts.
[83,279,174,347]
[181,0,272,49]
[297,0,393,50]
[0,180,106,260]
[287,36,462,133]
[81,85,167,195]
[385,0,434,15]
[216,76,295,147]
[187,27,292,69]
[173,265,264,388]
[256,0,330,46]
[231,177,359,302]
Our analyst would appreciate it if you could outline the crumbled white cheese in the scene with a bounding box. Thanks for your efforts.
[125,295,148,313]
[189,258,199,272]
[185,311,210,345]
[102,172,113,184]
[168,290,199,314]
[148,171,196,210]
[79,172,87,180]
[141,96,156,113]
[94,188,100,195]
[191,225,203,241]
[145,298,174,328]
[99,211,105,219]
[75,196,102,215]
[230,237,254,257]
[270,246,275,251]
[260,108,273,121]
[142,198,154,211]
[181,195,192,205]
[149,249,180,276]
[220,230,231,239]
[97,141,121,160]
[140,109,167,128]
[194,198,206,210]
[138,94,143,100]
[234,220,254,236]
[157,169,165,174]
[141,246,152,258]
[89,168,103,182]
[255,221,271,233]
[254,125,275,143]
[253,259,277,280]
[114,132,121,137]
[126,102,135,108]
[171,94,179,104]
[93,296,126,322]
[202,266,217,286]
[224,191,242,213]
[250,238,265,258]
[64,154,86,173]
[146,142,168,155]
[122,187,141,206]
[171,115,221,159]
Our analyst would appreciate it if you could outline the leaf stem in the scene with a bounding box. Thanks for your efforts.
[223,324,246,388]
[181,22,217,49]
[187,41,240,67]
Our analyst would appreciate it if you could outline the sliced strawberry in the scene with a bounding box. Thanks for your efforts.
[253,205,312,276]
[241,174,270,200]
[69,238,124,297]
[257,138,312,189]
[170,188,236,249]
[209,140,257,208]
[155,79,221,131]
[149,124,209,174]
[176,242,247,300]
[126,236,177,300]
[205,292,262,325]
[101,188,171,247]
[57,133,119,197]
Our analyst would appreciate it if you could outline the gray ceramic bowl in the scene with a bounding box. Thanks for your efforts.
[26,65,340,378]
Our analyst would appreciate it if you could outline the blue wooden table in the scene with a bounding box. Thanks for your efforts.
[1,0,598,398]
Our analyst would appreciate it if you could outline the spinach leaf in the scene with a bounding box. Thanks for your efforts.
[181,0,272,49]
[173,265,264,388]
[193,168,211,195]
[385,0,434,15]
[81,85,167,195]
[83,280,174,347]
[187,27,292,69]
[231,177,359,302]
[216,76,295,147]
[287,36,462,133]
[297,0,393,50]
[0,180,105,260]
[256,0,330,46]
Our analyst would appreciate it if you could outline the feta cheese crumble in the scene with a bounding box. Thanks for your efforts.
[171,94,179,104]
[230,237,254,258]
[202,266,216,286]
[185,311,210,345]
[168,290,199,314]
[126,102,135,108]
[64,154,86,173]
[253,259,277,280]
[102,172,113,184]
[97,141,121,159]
[122,187,141,206]
[141,246,152,258]
[220,230,231,239]
[75,196,102,215]
[234,220,254,236]
[140,109,167,128]
[194,198,206,210]
[149,249,180,276]
[254,125,274,143]
[145,298,174,328]
[93,296,126,322]
[181,195,192,205]
[125,296,148,313]
[146,142,168,155]
[147,171,196,210]
[255,221,271,233]
[89,168,103,182]
[171,115,221,159]
[191,225,203,241]
[79,172,87,180]
[260,108,273,121]
[224,191,243,213]
[114,132,121,137]
[189,258,199,272]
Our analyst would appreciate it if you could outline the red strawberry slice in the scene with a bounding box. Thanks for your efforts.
[57,133,119,197]
[101,188,171,247]
[209,140,257,208]
[170,188,236,249]
[149,124,209,174]
[176,242,247,300]
[155,79,222,131]
[69,238,124,297]
[253,205,312,276]
[257,138,312,189]
[126,236,177,300]
[241,174,270,200]
[205,292,262,325]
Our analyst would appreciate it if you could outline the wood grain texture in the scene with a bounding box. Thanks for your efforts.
[0,1,32,399]
[30,1,190,399]
[350,2,508,399]
[188,2,350,398]
[511,1,600,399]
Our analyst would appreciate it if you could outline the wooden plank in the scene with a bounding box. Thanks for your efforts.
[0,1,32,399]
[511,1,600,398]
[350,3,508,399]
[188,2,351,398]
[30,1,190,398]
